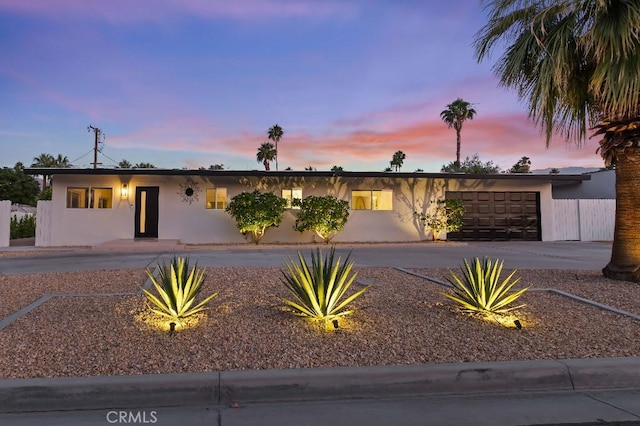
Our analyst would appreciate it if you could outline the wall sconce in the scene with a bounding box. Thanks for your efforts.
[121,183,129,199]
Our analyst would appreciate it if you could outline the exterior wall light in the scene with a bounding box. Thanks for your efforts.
[121,183,129,199]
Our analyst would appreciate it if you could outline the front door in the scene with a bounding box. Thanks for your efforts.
[134,186,159,238]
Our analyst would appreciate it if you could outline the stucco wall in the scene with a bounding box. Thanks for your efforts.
[46,174,555,246]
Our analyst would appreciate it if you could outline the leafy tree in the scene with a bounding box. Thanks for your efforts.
[414,199,466,241]
[14,162,24,172]
[267,124,284,171]
[549,168,560,175]
[118,159,132,168]
[256,142,276,171]
[133,162,156,168]
[39,186,52,201]
[304,166,316,171]
[225,190,288,244]
[331,165,344,172]
[475,0,640,282]
[390,150,406,171]
[293,195,350,244]
[508,156,531,173]
[0,167,40,205]
[384,167,393,172]
[208,164,224,170]
[440,98,477,168]
[441,153,500,174]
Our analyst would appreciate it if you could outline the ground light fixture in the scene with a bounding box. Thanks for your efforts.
[332,319,339,329]
[169,322,176,336]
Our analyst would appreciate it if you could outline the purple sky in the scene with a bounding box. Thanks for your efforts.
[0,0,604,172]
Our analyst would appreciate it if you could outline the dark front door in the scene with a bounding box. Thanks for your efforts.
[134,186,159,238]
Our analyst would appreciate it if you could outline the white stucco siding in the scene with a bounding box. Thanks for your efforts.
[50,175,135,246]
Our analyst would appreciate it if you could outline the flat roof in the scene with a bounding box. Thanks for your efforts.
[24,168,591,181]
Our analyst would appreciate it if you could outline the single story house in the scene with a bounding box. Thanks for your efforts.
[24,168,590,247]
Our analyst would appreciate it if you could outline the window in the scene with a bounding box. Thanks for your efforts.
[351,190,393,210]
[66,187,112,209]
[206,188,227,209]
[281,188,302,209]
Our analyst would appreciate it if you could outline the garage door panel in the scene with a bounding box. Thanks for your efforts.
[446,191,540,241]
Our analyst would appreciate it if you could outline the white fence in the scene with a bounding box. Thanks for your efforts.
[36,200,52,247]
[553,199,615,241]
[0,200,10,247]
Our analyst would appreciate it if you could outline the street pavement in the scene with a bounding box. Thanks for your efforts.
[2,240,639,426]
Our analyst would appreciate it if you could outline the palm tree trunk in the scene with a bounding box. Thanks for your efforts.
[455,128,461,168]
[275,141,278,171]
[602,147,640,282]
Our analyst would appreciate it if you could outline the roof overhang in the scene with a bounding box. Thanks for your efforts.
[24,168,591,182]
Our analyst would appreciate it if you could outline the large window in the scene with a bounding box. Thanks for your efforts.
[351,190,393,210]
[66,187,112,209]
[281,188,302,209]
[206,188,227,209]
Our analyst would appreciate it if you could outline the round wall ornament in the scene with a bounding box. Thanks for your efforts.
[178,182,201,204]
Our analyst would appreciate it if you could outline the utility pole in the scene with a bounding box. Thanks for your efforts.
[87,125,102,169]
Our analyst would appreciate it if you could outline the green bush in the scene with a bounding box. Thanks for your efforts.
[281,247,371,323]
[293,195,350,243]
[442,257,528,315]
[10,215,36,239]
[225,190,288,244]
[414,199,465,240]
[141,256,217,323]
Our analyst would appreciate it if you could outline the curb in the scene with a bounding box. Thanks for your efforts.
[2,357,640,413]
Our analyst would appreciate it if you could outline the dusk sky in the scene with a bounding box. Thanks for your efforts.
[1,0,605,172]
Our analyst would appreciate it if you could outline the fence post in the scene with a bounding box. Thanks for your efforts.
[0,200,10,247]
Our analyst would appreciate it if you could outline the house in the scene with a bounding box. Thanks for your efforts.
[23,168,590,247]
[10,203,37,220]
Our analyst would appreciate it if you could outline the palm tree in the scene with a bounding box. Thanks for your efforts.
[267,124,284,171]
[31,153,56,189]
[440,98,477,168]
[331,165,344,172]
[256,142,276,171]
[133,162,156,169]
[118,159,132,168]
[54,154,70,168]
[391,150,406,171]
[475,0,640,282]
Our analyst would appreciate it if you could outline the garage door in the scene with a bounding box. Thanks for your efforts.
[445,191,541,241]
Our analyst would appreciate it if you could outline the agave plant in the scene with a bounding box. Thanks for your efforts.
[142,256,217,322]
[281,248,370,322]
[443,257,528,315]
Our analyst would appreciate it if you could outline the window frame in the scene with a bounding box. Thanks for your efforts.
[205,187,228,210]
[351,189,393,211]
[281,188,303,209]
[66,186,113,209]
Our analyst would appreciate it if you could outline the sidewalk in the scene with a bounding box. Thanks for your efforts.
[2,357,640,413]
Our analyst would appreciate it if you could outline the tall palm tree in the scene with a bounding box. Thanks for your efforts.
[440,98,477,168]
[133,162,156,169]
[54,154,70,168]
[267,124,284,171]
[475,0,640,282]
[391,150,406,171]
[256,142,276,171]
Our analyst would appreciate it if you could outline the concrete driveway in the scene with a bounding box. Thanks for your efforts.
[0,241,612,275]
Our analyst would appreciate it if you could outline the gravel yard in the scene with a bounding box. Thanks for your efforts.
[1,265,639,379]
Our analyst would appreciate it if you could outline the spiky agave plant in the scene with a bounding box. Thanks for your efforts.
[281,248,370,322]
[443,257,528,315]
[142,256,217,322]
